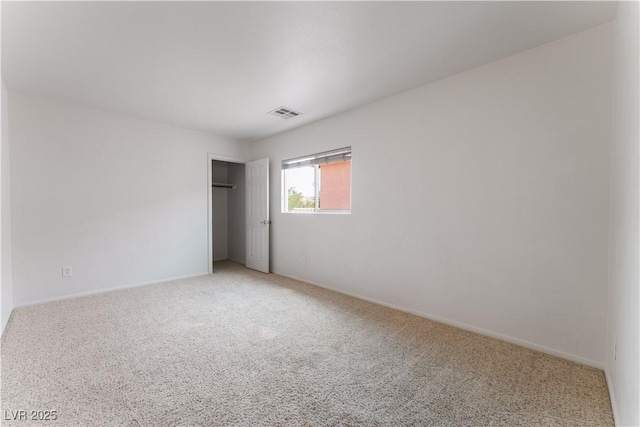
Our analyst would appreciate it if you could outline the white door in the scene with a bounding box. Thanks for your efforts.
[246,158,270,273]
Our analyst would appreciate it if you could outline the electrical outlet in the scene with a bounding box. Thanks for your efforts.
[613,335,617,361]
[62,266,73,277]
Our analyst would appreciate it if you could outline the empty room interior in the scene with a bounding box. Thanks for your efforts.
[1,1,638,426]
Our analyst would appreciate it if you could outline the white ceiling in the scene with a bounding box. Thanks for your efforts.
[2,1,617,142]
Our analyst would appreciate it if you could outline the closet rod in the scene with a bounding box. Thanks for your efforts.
[212,182,236,189]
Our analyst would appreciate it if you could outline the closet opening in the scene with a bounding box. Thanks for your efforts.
[208,156,246,273]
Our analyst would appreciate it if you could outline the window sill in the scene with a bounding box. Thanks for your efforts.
[281,210,351,215]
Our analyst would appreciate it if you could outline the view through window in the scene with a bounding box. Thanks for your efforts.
[282,147,351,213]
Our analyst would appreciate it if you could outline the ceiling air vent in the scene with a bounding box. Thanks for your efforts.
[268,106,302,120]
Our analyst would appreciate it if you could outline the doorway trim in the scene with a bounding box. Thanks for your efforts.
[207,153,246,274]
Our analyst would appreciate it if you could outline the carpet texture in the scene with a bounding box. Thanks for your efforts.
[1,261,613,426]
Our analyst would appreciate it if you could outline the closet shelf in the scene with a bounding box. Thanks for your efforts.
[212,182,236,189]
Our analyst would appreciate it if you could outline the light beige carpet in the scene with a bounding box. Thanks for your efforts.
[1,261,613,426]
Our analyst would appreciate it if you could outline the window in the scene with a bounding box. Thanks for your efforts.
[282,147,351,213]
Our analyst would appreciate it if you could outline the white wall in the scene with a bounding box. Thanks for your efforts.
[250,23,614,366]
[212,161,229,261]
[606,2,639,426]
[227,162,246,265]
[9,93,248,306]
[1,80,14,333]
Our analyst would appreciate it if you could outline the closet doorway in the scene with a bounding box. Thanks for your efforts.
[207,154,246,273]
